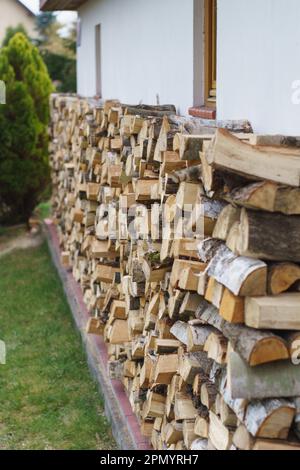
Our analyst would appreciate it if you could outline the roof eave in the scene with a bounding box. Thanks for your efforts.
[40,0,87,11]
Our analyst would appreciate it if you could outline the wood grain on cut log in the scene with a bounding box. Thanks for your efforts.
[170,321,189,346]
[208,411,234,450]
[195,300,289,366]
[204,331,228,365]
[245,293,300,330]
[228,351,300,400]
[282,331,300,360]
[274,186,300,215]
[178,351,214,385]
[219,288,245,324]
[224,181,300,216]
[174,392,198,421]
[179,292,202,318]
[233,424,255,450]
[194,416,209,439]
[167,164,202,184]
[235,208,300,262]
[207,243,267,296]
[244,399,295,440]
[201,381,218,409]
[212,204,241,241]
[187,324,215,352]
[222,322,289,366]
[207,129,300,187]
[223,181,278,213]
[176,134,212,161]
[267,263,300,295]
[219,397,238,428]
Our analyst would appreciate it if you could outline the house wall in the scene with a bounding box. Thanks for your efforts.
[77,0,201,115]
[217,0,300,135]
[0,0,37,44]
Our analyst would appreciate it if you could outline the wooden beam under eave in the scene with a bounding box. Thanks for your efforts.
[40,0,87,11]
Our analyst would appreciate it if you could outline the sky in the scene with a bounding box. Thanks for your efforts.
[19,0,77,31]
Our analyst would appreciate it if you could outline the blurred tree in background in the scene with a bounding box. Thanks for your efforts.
[2,24,29,47]
[35,12,77,93]
[2,12,77,94]
[0,33,53,223]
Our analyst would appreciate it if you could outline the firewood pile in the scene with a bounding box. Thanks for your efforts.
[49,93,300,451]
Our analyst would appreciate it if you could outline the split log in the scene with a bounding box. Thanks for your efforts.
[164,421,183,445]
[219,397,238,428]
[153,354,179,385]
[174,392,197,421]
[208,411,234,450]
[170,321,189,346]
[207,129,300,187]
[201,381,218,409]
[183,420,197,448]
[204,332,228,365]
[228,351,300,400]
[196,300,289,366]
[179,292,202,318]
[178,352,213,385]
[232,424,255,450]
[175,134,212,161]
[245,293,300,330]
[207,243,267,296]
[187,197,226,237]
[125,105,176,118]
[142,392,166,419]
[223,181,300,216]
[212,205,241,241]
[244,399,295,439]
[194,416,209,438]
[204,277,224,308]
[233,208,300,262]
[267,263,300,295]
[108,319,131,344]
[187,324,215,352]
[219,288,245,324]
[198,237,224,263]
[176,182,201,210]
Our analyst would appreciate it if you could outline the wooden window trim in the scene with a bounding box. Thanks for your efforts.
[204,0,217,107]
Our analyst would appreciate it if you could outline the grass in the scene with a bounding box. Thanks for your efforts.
[0,242,116,450]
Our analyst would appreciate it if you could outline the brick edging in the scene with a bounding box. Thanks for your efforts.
[44,219,151,451]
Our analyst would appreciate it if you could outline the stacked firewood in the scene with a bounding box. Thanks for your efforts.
[50,93,300,451]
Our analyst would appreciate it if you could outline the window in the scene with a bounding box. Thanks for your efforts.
[204,0,217,106]
[95,24,102,98]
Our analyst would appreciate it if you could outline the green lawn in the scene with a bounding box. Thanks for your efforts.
[0,243,116,450]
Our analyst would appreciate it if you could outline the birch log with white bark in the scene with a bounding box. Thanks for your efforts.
[195,300,289,366]
[244,399,295,439]
[207,243,267,296]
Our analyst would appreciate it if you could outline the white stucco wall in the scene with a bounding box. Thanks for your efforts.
[77,0,195,115]
[217,0,300,135]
